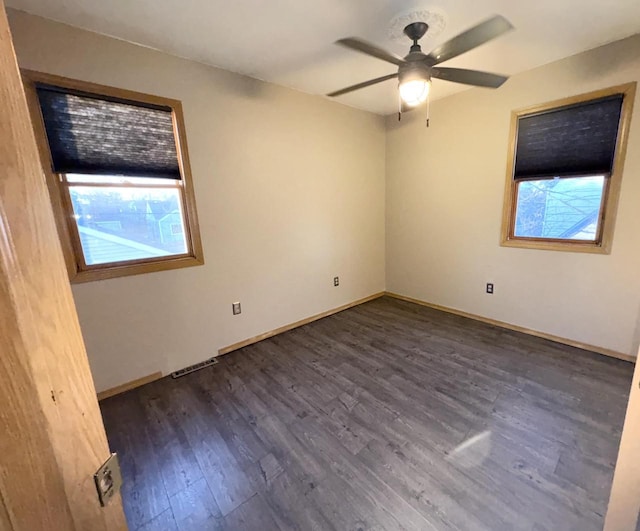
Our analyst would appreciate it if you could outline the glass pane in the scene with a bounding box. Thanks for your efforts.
[514,176,605,241]
[68,183,189,265]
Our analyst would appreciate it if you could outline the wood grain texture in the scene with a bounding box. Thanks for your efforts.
[217,292,385,355]
[0,2,126,529]
[21,69,205,283]
[386,291,636,363]
[98,372,163,401]
[101,296,632,530]
[605,344,640,530]
[500,82,636,254]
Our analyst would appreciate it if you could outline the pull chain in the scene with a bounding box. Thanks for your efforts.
[425,90,430,128]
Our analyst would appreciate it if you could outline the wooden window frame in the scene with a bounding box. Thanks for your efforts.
[500,82,636,254]
[22,70,204,282]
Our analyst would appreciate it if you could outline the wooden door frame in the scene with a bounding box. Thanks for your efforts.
[605,341,640,530]
[0,2,127,529]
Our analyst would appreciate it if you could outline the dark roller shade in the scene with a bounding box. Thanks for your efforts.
[35,84,181,179]
[514,94,623,179]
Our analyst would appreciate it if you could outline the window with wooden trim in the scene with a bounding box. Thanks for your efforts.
[22,71,203,282]
[501,83,635,253]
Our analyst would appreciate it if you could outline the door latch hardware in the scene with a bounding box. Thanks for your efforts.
[94,453,122,507]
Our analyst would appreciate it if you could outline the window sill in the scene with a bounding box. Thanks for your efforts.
[70,254,205,283]
[500,237,610,254]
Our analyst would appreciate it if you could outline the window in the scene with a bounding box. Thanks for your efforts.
[23,71,203,281]
[501,83,635,253]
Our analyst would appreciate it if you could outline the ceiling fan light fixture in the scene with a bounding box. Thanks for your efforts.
[398,63,431,107]
[328,14,513,113]
[399,78,430,106]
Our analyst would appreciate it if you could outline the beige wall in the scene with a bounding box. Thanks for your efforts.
[386,34,640,358]
[8,8,640,395]
[8,10,386,392]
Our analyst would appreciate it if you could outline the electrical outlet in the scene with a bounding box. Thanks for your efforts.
[232,302,241,315]
[333,276,339,287]
[486,283,494,294]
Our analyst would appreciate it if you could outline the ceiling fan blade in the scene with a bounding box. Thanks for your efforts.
[336,37,405,66]
[327,73,398,97]
[431,67,508,88]
[426,15,513,65]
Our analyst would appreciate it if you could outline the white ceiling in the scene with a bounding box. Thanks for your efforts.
[7,0,640,115]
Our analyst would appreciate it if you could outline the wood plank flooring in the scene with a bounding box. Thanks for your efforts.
[100,296,634,531]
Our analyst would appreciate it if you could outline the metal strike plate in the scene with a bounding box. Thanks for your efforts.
[94,453,122,507]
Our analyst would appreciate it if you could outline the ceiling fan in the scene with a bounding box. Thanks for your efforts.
[328,15,514,112]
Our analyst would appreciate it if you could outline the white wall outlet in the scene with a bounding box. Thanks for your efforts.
[232,302,241,315]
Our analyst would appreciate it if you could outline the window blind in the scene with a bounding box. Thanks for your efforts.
[35,84,181,179]
[514,94,623,179]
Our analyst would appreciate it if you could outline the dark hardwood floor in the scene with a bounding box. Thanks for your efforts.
[100,296,633,531]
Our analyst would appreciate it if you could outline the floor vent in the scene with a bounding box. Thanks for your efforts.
[171,357,219,379]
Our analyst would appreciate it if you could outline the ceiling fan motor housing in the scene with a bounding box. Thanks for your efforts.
[400,22,436,85]
[328,15,512,99]
[398,60,431,86]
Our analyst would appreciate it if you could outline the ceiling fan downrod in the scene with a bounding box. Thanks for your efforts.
[404,22,429,52]
[328,14,513,119]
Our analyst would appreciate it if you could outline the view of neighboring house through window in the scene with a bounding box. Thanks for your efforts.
[501,83,635,253]
[23,71,203,281]
[513,175,605,241]
[66,175,189,266]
